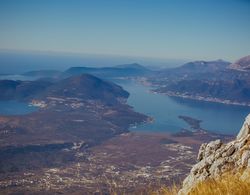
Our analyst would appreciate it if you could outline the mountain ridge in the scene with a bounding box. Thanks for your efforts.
[149,55,250,106]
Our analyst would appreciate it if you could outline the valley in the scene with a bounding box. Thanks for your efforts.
[0,131,232,194]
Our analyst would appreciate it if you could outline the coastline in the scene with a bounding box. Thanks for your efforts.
[134,77,250,107]
[152,91,250,107]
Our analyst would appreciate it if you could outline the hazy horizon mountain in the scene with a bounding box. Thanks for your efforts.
[148,55,250,105]
[0,50,187,74]
[229,55,250,71]
[63,63,153,79]
[22,70,61,77]
[157,59,231,77]
[0,62,154,82]
[113,63,149,70]
[0,79,52,101]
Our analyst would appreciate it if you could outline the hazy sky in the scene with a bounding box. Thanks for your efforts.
[0,0,249,61]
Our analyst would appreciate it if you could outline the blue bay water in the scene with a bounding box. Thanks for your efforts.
[0,77,249,135]
[118,80,250,135]
[0,101,37,115]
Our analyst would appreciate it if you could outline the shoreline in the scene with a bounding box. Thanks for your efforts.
[153,91,250,107]
[134,78,250,107]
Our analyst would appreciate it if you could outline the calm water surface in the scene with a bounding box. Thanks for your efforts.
[118,80,250,135]
[0,101,37,115]
[0,78,249,135]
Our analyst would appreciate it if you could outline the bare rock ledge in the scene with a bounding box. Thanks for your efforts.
[178,113,250,195]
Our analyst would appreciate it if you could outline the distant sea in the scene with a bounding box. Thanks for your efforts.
[0,50,187,74]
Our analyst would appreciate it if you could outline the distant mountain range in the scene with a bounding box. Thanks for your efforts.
[19,63,153,80]
[161,59,230,75]
[22,70,61,77]
[0,63,153,105]
[63,63,152,78]
[149,55,250,106]
[229,55,250,71]
[2,57,250,106]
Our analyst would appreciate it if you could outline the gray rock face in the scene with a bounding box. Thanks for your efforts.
[178,113,250,195]
[237,114,250,140]
[242,150,250,167]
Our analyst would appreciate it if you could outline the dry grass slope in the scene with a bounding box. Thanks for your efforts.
[152,184,180,195]
[152,170,250,195]
[188,172,250,195]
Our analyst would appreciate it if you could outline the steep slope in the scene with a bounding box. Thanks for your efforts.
[178,114,250,194]
[22,70,61,77]
[229,55,250,71]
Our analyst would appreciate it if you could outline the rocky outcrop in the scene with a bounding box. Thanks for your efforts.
[237,114,250,140]
[178,113,250,195]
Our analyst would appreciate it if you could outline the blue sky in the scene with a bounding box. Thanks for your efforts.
[0,0,249,61]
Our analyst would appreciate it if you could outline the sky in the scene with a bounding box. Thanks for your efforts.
[0,0,249,62]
